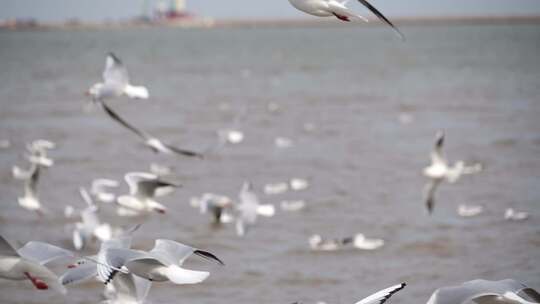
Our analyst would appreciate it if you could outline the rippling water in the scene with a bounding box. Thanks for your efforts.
[0,23,539,304]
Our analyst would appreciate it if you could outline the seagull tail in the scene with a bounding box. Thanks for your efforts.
[124,85,149,100]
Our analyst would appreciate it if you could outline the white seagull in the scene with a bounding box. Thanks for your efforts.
[309,233,384,251]
[504,208,529,221]
[422,131,482,214]
[98,100,204,158]
[236,182,276,237]
[288,0,404,39]
[0,235,73,294]
[116,172,181,216]
[15,161,44,216]
[427,279,540,304]
[196,193,235,224]
[102,239,224,285]
[87,53,149,101]
[72,188,116,250]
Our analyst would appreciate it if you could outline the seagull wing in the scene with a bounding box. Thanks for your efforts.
[103,53,129,88]
[162,142,204,159]
[355,283,407,304]
[136,178,181,199]
[99,101,149,141]
[356,0,404,40]
[152,239,224,266]
[17,241,74,265]
[0,235,19,257]
[26,164,40,196]
[423,179,441,214]
[97,248,143,284]
[60,261,98,285]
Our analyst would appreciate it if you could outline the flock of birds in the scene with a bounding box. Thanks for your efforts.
[0,1,537,303]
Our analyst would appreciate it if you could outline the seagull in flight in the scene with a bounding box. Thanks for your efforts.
[0,235,74,294]
[100,239,224,285]
[235,182,276,237]
[288,0,404,40]
[87,53,149,101]
[116,172,181,216]
[97,100,204,158]
[422,131,483,214]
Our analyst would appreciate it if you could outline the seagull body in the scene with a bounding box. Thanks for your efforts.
[504,208,529,221]
[288,0,404,39]
[457,204,484,217]
[309,233,384,251]
[16,162,43,215]
[236,182,276,236]
[427,279,540,304]
[87,53,149,101]
[98,100,203,158]
[0,236,73,294]
[116,172,181,215]
[102,239,223,285]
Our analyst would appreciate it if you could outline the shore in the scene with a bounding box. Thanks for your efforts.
[1,15,540,31]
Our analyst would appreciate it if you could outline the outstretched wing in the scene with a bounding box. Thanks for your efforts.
[355,283,407,304]
[99,101,148,141]
[356,0,404,40]
[103,52,129,87]
[162,142,204,159]
[152,239,224,266]
[0,235,19,257]
[60,261,98,285]
[17,241,74,265]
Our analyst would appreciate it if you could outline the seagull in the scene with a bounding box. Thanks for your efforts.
[12,139,55,178]
[196,193,235,224]
[102,239,224,285]
[290,178,310,191]
[116,172,181,215]
[280,200,306,212]
[264,182,289,195]
[16,161,44,216]
[457,204,484,217]
[504,208,529,221]
[0,235,73,294]
[91,178,119,204]
[72,188,117,250]
[97,100,204,158]
[87,53,149,101]
[427,279,540,304]
[288,0,404,40]
[422,131,482,214]
[309,233,384,251]
[236,182,276,237]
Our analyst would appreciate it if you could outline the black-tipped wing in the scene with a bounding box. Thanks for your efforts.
[163,143,204,159]
[194,249,225,266]
[99,101,148,140]
[357,0,404,40]
[103,52,129,87]
[355,283,407,304]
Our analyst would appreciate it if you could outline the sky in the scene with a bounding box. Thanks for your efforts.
[0,0,539,22]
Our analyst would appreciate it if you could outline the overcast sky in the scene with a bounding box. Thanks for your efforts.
[1,0,539,22]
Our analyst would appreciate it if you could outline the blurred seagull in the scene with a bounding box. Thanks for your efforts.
[91,178,119,204]
[280,200,306,212]
[427,279,540,304]
[0,235,73,294]
[102,239,224,285]
[16,162,44,216]
[87,53,149,101]
[422,131,482,214]
[457,204,484,217]
[309,233,384,251]
[98,100,203,158]
[196,193,235,224]
[236,182,276,237]
[116,172,181,215]
[288,0,404,40]
[504,208,529,221]
[72,188,117,251]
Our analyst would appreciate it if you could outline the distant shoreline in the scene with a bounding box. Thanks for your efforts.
[1,15,540,31]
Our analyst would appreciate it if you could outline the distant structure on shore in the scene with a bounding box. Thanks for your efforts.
[144,0,214,27]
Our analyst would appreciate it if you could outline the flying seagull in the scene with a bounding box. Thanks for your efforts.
[288,0,404,40]
[98,100,203,158]
[87,53,149,101]
[116,172,181,216]
[101,239,224,285]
